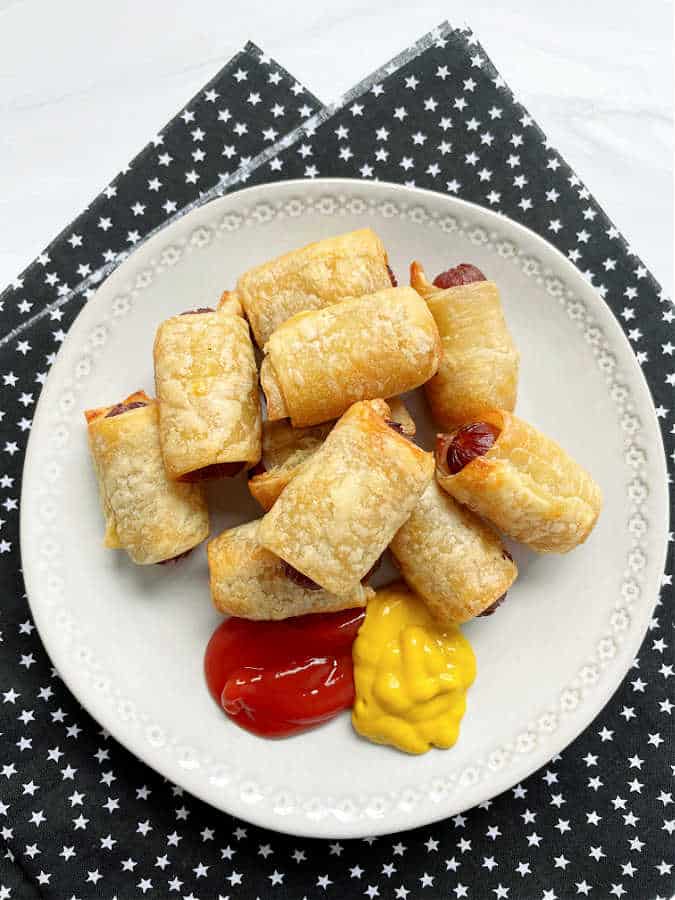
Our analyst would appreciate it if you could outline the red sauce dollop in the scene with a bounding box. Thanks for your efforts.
[204,609,365,738]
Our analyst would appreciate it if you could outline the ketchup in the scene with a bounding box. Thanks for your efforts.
[204,609,365,738]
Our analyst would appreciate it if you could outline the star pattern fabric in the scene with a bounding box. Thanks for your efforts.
[0,23,673,900]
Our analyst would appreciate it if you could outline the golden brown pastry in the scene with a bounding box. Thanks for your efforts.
[248,420,332,512]
[153,306,260,481]
[208,520,368,619]
[248,397,416,511]
[216,290,243,317]
[435,410,602,553]
[410,261,519,429]
[85,392,209,564]
[260,286,441,427]
[219,228,393,347]
[258,400,434,599]
[390,480,518,624]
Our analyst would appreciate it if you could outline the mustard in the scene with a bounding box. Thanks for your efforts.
[352,582,476,754]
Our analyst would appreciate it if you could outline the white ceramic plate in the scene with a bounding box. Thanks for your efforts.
[21,179,668,838]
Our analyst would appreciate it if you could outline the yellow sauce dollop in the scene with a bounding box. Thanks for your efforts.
[352,582,476,754]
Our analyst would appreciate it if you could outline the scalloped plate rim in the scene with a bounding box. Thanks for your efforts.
[20,178,669,838]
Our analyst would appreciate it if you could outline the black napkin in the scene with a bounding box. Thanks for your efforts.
[1,24,673,900]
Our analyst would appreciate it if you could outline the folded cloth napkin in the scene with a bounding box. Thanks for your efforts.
[0,23,672,900]
[0,41,319,344]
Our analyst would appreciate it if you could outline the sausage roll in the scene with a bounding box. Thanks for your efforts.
[248,397,416,511]
[85,391,209,564]
[258,400,434,600]
[390,480,518,624]
[208,520,368,620]
[435,409,602,553]
[411,261,519,428]
[153,306,261,481]
[260,286,441,427]
[220,228,393,347]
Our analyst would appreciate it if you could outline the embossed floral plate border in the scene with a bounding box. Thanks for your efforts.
[21,180,668,837]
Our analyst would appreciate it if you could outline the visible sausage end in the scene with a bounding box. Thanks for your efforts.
[435,423,500,475]
[433,263,486,289]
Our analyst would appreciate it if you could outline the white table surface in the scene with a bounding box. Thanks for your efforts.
[1,0,672,295]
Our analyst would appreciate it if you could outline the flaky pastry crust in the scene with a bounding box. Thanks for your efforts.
[216,290,243,317]
[261,286,441,427]
[436,409,602,553]
[208,520,368,619]
[390,480,517,623]
[248,397,416,511]
[153,309,261,480]
[85,393,209,564]
[220,228,392,347]
[258,400,434,599]
[411,261,519,428]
